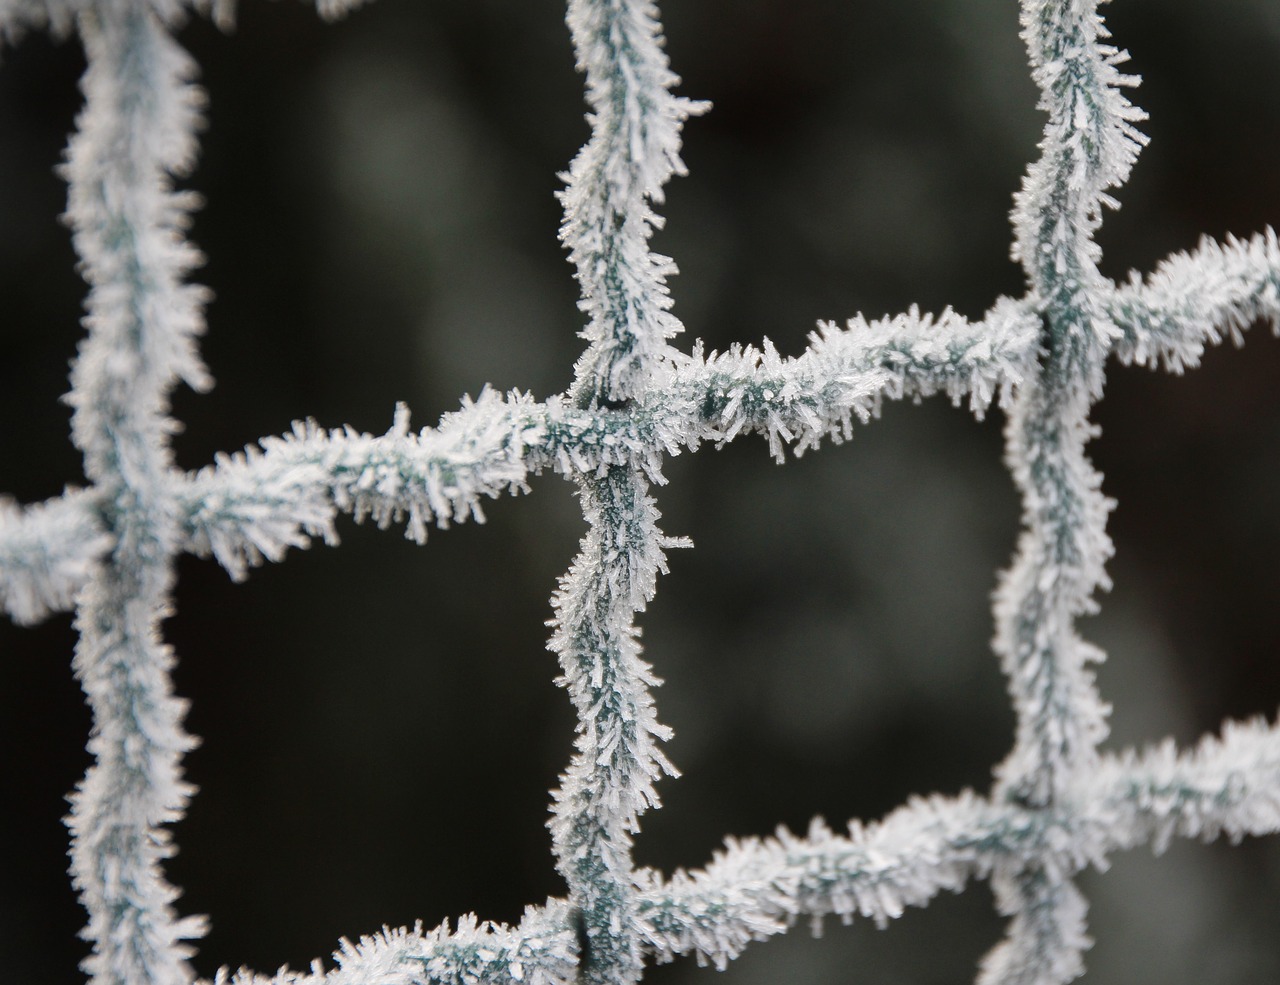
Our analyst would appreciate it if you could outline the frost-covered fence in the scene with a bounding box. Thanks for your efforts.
[1,1,1279,984]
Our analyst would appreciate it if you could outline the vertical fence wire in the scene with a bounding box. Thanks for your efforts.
[60,4,211,984]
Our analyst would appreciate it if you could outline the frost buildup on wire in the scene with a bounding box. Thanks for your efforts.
[548,2,705,984]
[0,492,111,624]
[2,1,1280,985]
[559,0,707,408]
[58,4,212,985]
[983,0,1150,982]
[665,298,1042,463]
[1109,229,1280,372]
[547,471,686,985]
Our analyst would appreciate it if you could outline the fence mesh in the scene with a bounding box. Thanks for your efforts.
[1,1,1279,984]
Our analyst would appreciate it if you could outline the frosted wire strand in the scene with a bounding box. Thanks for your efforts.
[1109,228,1280,372]
[208,901,582,985]
[1010,0,1147,299]
[549,1,702,982]
[559,0,705,406]
[996,0,1146,809]
[177,714,1280,985]
[0,301,1038,623]
[200,716,1280,985]
[0,490,110,625]
[172,298,1039,582]
[983,1,1151,981]
[547,470,683,985]
[636,715,1280,974]
[60,4,210,985]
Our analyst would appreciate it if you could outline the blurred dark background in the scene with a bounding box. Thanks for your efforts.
[1,1,1279,983]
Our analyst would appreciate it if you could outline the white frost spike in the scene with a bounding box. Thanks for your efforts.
[560,0,708,404]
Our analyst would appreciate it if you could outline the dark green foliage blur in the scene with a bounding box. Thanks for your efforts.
[1,1,1278,982]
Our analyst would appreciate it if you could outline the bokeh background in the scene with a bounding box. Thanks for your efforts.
[2,1,1280,983]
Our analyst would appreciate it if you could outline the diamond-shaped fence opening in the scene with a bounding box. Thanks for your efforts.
[1,2,1280,985]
